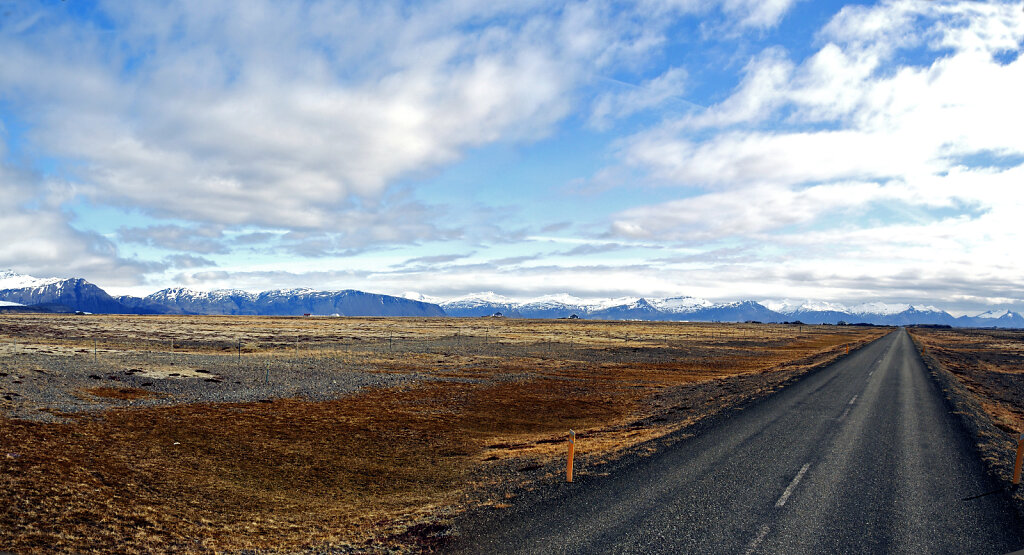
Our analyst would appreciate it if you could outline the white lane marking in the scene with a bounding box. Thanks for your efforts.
[839,407,851,420]
[848,395,858,405]
[744,525,771,554]
[776,463,811,508]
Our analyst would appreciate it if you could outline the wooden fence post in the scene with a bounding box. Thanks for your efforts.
[567,430,576,483]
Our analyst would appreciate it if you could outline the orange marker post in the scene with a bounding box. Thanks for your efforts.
[567,429,576,483]
[1014,433,1024,485]
[846,344,850,355]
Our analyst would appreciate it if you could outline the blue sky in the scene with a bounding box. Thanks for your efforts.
[1,0,1023,314]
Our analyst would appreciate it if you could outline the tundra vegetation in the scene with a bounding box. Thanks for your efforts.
[0,314,884,552]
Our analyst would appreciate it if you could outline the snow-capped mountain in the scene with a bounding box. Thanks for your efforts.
[1,270,444,316]
[762,300,850,314]
[977,309,1011,319]
[848,302,912,316]
[0,270,140,314]
[650,296,715,314]
[440,292,524,317]
[588,298,663,320]
[766,301,1014,327]
[131,287,446,316]
[960,310,1024,328]
[440,293,787,322]
[4,269,1024,327]
[0,269,63,290]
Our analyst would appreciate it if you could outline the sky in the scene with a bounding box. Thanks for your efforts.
[0,0,1023,314]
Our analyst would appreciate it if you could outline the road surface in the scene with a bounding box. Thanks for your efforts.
[453,328,1024,554]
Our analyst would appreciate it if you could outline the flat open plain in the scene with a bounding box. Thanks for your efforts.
[455,329,1024,554]
[0,314,884,552]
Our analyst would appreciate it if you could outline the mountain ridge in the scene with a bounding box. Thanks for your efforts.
[2,270,1023,327]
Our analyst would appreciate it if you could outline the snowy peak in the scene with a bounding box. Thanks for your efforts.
[5,269,1024,327]
[849,302,910,316]
[0,271,128,313]
[441,292,518,309]
[976,309,1011,319]
[763,299,850,314]
[650,296,714,313]
[402,291,443,304]
[147,287,256,302]
[0,269,63,290]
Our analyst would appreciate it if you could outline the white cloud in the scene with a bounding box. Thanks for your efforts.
[722,0,802,29]
[0,147,154,286]
[590,67,689,129]
[615,0,1024,190]
[640,0,800,29]
[683,47,794,129]
[0,2,658,234]
[601,1,1024,308]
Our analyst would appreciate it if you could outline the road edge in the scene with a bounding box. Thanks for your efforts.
[907,330,1024,522]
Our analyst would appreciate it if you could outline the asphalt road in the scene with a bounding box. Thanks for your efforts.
[453,328,1024,554]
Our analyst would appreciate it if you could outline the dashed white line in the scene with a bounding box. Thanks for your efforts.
[775,463,811,508]
[839,407,851,420]
[744,525,771,554]
[848,395,858,405]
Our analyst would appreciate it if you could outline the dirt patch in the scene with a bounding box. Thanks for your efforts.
[81,386,160,400]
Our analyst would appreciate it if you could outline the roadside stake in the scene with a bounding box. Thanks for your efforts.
[1013,433,1024,485]
[567,429,576,483]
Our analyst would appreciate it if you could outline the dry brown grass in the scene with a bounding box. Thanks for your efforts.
[80,386,160,400]
[909,327,1024,434]
[0,314,885,552]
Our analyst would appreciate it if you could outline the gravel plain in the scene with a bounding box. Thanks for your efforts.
[0,348,421,422]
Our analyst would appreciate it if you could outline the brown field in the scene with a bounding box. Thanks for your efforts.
[909,327,1024,436]
[0,314,885,553]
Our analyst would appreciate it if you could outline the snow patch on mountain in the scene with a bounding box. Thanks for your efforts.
[520,293,587,306]
[976,309,1011,319]
[0,300,25,307]
[848,302,910,316]
[441,291,517,308]
[650,296,714,313]
[0,270,62,290]
[402,291,444,304]
[762,299,850,314]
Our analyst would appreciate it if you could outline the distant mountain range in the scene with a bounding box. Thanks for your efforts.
[2,270,1023,328]
[0,270,442,317]
[423,292,1024,328]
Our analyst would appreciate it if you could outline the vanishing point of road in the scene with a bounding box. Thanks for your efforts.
[453,328,1024,554]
